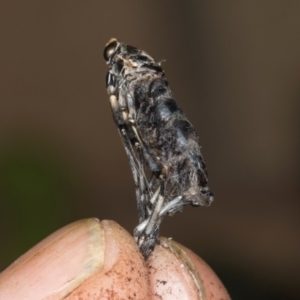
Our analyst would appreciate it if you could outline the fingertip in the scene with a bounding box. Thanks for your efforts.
[147,237,231,300]
[0,218,105,299]
[0,219,152,300]
[179,242,231,300]
[65,220,151,299]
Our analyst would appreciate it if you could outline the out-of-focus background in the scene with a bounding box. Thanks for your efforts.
[0,1,299,299]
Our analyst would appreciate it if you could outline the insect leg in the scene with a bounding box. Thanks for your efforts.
[134,187,160,234]
[159,195,184,217]
[136,178,166,258]
[148,175,157,190]
[133,186,161,237]
[118,129,145,218]
[126,91,153,218]
[110,95,146,221]
[135,142,152,220]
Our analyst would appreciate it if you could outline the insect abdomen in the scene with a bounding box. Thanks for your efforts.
[134,75,213,207]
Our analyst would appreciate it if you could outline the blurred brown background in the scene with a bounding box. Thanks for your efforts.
[0,1,299,299]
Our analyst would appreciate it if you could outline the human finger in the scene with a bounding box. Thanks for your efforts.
[0,219,230,299]
[0,219,150,299]
[147,237,231,300]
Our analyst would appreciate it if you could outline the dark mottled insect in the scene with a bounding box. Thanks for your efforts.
[104,38,214,259]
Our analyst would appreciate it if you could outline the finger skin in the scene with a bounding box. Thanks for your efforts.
[0,219,230,300]
[179,243,231,300]
[0,219,106,299]
[147,238,231,300]
[65,220,151,300]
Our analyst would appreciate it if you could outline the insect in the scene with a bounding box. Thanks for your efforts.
[104,38,214,259]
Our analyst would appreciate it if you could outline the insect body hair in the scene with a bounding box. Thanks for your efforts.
[129,73,213,207]
[104,39,214,258]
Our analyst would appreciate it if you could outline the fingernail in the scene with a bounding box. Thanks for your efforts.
[65,220,151,299]
[0,218,105,299]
